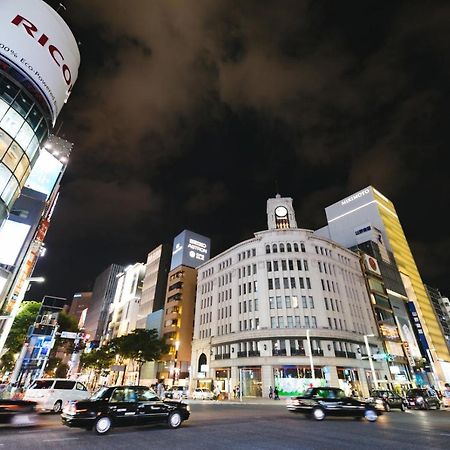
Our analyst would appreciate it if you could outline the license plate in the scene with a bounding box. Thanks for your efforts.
[409,402,415,405]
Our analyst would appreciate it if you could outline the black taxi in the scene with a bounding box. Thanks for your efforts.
[286,387,378,422]
[61,385,190,434]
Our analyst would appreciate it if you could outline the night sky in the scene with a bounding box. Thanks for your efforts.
[30,0,450,301]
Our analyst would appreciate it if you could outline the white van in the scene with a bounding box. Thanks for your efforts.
[23,379,89,412]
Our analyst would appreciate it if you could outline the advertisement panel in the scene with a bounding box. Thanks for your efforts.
[0,0,80,122]
[0,219,30,265]
[25,149,63,198]
[170,230,211,270]
[363,254,382,276]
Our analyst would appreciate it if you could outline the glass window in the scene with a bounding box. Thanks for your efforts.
[0,130,12,160]
[292,295,298,308]
[54,380,76,390]
[295,316,301,326]
[276,296,282,308]
[304,316,310,327]
[76,382,87,391]
[303,260,309,271]
[14,154,29,183]
[35,118,48,142]
[271,317,277,328]
[0,79,19,104]
[280,243,285,252]
[274,278,280,289]
[268,279,273,290]
[267,261,272,272]
[0,164,11,193]
[1,107,23,138]
[306,278,311,289]
[273,261,279,271]
[283,277,289,289]
[297,260,302,271]
[309,296,314,309]
[302,296,308,308]
[0,99,8,121]
[285,296,291,308]
[294,243,299,252]
[288,260,294,270]
[15,121,34,150]
[272,244,278,253]
[287,316,293,328]
[30,380,54,389]
[300,243,305,252]
[299,278,305,289]
[287,243,292,252]
[2,175,18,204]
[26,136,39,160]
[281,260,287,271]
[290,277,296,288]
[311,316,317,328]
[265,245,270,254]
[12,92,33,117]
[278,317,284,328]
[269,297,275,309]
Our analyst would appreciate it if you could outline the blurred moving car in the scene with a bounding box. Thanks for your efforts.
[405,388,441,410]
[368,390,406,411]
[0,399,38,427]
[192,388,214,400]
[164,385,188,400]
[23,379,89,412]
[61,385,190,435]
[287,387,378,422]
[443,389,450,407]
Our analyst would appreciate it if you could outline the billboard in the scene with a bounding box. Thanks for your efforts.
[0,219,31,265]
[25,149,63,198]
[0,0,80,122]
[170,230,211,270]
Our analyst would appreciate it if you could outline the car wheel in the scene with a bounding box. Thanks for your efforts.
[365,409,378,422]
[384,403,391,412]
[167,412,182,429]
[312,407,325,421]
[95,416,112,435]
[53,401,62,413]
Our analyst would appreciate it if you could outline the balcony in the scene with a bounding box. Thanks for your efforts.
[237,351,247,358]
[248,350,260,357]
[346,352,357,358]
[334,350,347,358]
[312,349,324,356]
[222,353,230,359]
[273,349,287,356]
[214,354,223,360]
[290,348,306,356]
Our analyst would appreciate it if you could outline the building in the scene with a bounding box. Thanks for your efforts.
[69,292,92,325]
[190,195,389,398]
[317,186,450,386]
[136,244,171,329]
[83,264,124,343]
[158,230,211,386]
[0,0,80,225]
[425,285,450,353]
[107,263,145,340]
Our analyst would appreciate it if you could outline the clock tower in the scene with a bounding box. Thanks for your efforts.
[267,194,298,230]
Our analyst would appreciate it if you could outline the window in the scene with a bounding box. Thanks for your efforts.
[280,243,285,252]
[274,278,280,289]
[299,278,305,289]
[300,243,306,252]
[271,317,278,328]
[324,298,329,310]
[243,301,247,313]
[272,244,278,253]
[288,260,294,270]
[302,296,307,308]
[306,278,311,289]
[283,277,289,289]
[303,260,309,271]
[311,316,317,328]
[328,317,332,328]
[294,243,299,252]
[278,317,285,328]
[309,296,314,309]
[276,296,282,308]
[136,388,158,402]
[266,245,271,254]
[290,277,296,288]
[254,281,258,292]
[285,296,291,308]
[287,316,293,328]
[54,381,76,390]
[287,243,292,252]
[273,261,279,271]
[318,262,322,273]
[76,382,87,391]
[295,316,301,326]
[268,279,273,290]
[248,299,252,312]
[304,316,310,327]
[253,264,257,274]
[252,248,256,257]
[330,298,334,311]
[267,261,272,272]
[292,295,298,308]
[297,260,302,271]
[255,299,259,311]
[269,297,275,309]
[281,260,287,271]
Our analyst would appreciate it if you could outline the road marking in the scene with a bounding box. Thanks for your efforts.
[43,438,79,442]
[439,433,450,437]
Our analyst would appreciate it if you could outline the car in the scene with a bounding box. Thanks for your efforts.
[443,390,450,407]
[164,385,188,400]
[192,388,214,400]
[405,388,441,410]
[61,385,190,435]
[0,399,38,427]
[286,387,378,422]
[368,389,406,411]
[23,378,89,413]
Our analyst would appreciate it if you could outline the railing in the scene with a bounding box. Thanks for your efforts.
[334,350,347,358]
[237,351,247,357]
[214,354,223,360]
[248,350,260,357]
[346,352,357,359]
[222,353,230,359]
[273,349,287,356]
[312,349,324,356]
[290,349,306,356]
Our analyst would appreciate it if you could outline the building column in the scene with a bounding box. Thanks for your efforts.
[231,366,239,396]
[261,365,273,398]
[325,365,339,387]
[358,367,370,397]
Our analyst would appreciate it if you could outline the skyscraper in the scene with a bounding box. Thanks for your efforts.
[318,186,450,385]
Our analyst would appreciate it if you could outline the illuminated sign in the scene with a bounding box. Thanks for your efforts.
[341,188,370,206]
[25,149,63,198]
[0,0,80,122]
[363,254,381,276]
[170,230,211,270]
[0,220,31,265]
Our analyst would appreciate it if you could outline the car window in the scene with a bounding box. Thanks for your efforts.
[91,387,110,401]
[30,380,54,389]
[76,382,86,391]
[110,388,136,403]
[135,388,159,402]
[54,380,76,390]
[315,389,336,399]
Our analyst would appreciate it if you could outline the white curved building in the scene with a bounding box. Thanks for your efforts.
[191,196,390,398]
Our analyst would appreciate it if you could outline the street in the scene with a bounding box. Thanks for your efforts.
[0,401,448,450]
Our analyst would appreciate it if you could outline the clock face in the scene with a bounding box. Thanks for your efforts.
[275,206,288,217]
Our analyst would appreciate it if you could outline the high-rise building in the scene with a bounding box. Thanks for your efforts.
[158,230,211,385]
[317,186,450,386]
[0,0,80,225]
[83,264,124,343]
[425,285,450,353]
[136,244,171,329]
[190,196,388,398]
[69,292,92,324]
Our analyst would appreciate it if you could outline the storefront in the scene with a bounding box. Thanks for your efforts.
[274,366,327,396]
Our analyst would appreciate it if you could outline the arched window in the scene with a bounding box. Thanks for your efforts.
[280,243,285,253]
[300,243,306,252]
[198,353,207,372]
[272,244,278,253]
[286,243,292,252]
[265,244,271,254]
[293,243,299,252]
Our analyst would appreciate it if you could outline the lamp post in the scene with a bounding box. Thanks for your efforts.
[306,329,315,380]
[364,334,378,389]
[172,340,180,385]
[0,277,45,355]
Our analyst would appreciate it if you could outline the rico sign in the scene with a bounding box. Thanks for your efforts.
[0,0,80,122]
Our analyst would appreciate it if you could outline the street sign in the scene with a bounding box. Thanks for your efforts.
[372,353,386,361]
[60,331,77,339]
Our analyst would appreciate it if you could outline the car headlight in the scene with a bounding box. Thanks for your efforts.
[186,404,190,412]
[416,396,424,403]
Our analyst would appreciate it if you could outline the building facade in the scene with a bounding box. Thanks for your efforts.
[425,285,450,353]
[317,186,450,386]
[69,292,92,324]
[190,196,389,398]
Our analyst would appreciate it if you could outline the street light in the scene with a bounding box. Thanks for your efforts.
[0,277,45,354]
[364,334,378,389]
[306,329,315,381]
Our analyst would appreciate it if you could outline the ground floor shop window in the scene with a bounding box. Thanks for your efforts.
[274,366,326,396]
[239,367,262,397]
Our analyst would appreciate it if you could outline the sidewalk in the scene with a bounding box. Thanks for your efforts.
[188,397,287,406]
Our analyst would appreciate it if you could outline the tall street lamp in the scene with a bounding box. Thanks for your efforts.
[0,277,45,354]
[364,334,378,389]
[306,329,315,381]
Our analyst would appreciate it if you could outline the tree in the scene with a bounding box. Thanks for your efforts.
[80,346,115,389]
[113,329,168,384]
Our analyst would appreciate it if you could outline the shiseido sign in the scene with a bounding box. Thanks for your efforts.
[0,0,80,122]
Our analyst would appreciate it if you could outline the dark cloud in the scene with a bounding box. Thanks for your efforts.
[31,0,450,299]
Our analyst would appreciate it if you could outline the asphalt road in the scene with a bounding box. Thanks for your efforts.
[0,401,449,450]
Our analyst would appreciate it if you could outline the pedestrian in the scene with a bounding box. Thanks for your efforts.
[156,380,165,399]
[236,385,240,398]
[268,386,273,399]
[274,386,279,400]
[214,385,221,400]
[233,386,237,398]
